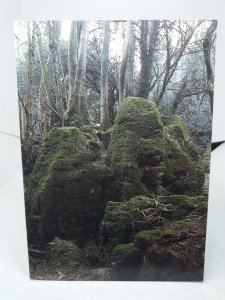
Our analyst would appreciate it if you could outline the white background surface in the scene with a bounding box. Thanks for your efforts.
[0,0,225,299]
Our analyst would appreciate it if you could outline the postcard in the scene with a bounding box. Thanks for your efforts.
[14,19,217,281]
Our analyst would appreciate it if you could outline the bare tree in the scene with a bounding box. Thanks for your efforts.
[15,19,217,156]
[156,21,200,105]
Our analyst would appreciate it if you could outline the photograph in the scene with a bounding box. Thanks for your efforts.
[14,19,217,281]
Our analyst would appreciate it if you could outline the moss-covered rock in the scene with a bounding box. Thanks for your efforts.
[106,97,204,200]
[135,216,206,281]
[46,237,84,270]
[111,243,143,266]
[134,228,170,250]
[105,212,206,281]
[100,196,155,245]
[100,195,207,246]
[106,97,166,200]
[25,126,108,246]
[162,115,205,196]
[110,243,143,280]
[107,215,207,281]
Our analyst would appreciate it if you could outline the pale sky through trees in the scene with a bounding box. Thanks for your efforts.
[14,19,216,150]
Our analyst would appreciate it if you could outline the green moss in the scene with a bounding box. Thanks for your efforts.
[80,124,99,143]
[107,97,166,199]
[46,237,84,269]
[121,181,148,201]
[134,226,187,250]
[64,99,91,127]
[162,115,205,196]
[100,196,157,245]
[162,115,189,141]
[163,140,204,195]
[134,229,164,250]
[110,242,143,280]
[133,215,207,274]
[158,195,208,220]
[106,97,204,200]
[111,243,143,267]
[25,127,108,246]
[101,194,207,247]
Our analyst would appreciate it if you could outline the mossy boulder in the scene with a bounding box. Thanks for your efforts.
[106,97,166,201]
[135,216,206,281]
[109,215,206,281]
[46,237,84,270]
[101,196,155,245]
[110,243,143,280]
[162,115,205,196]
[106,97,204,200]
[25,126,108,246]
[100,195,207,246]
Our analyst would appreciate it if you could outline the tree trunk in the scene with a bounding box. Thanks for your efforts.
[38,79,47,143]
[139,20,160,99]
[68,21,78,100]
[119,20,132,103]
[34,21,61,126]
[47,21,63,114]
[126,28,135,97]
[100,21,111,130]
[68,21,90,125]
[202,20,217,165]
[203,20,217,114]
[35,22,55,108]
[24,21,34,172]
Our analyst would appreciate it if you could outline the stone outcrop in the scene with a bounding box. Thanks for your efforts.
[106,97,204,200]
[100,195,207,246]
[25,126,108,246]
[109,214,206,281]
[26,97,207,280]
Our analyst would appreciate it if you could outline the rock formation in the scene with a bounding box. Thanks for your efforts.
[25,97,206,281]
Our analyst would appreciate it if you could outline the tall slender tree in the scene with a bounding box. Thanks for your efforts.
[119,20,132,103]
[202,20,217,164]
[34,21,62,126]
[203,20,217,114]
[23,21,35,171]
[47,21,63,113]
[100,21,111,129]
[138,20,160,99]
[68,21,78,100]
[67,21,90,125]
